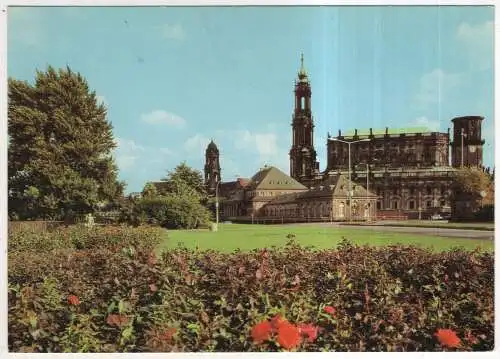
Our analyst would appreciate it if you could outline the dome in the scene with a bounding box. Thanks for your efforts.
[206,140,219,153]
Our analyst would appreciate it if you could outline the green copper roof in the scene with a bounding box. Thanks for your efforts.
[342,127,435,136]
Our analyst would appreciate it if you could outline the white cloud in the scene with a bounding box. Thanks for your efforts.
[159,147,174,155]
[232,129,289,172]
[234,130,280,157]
[456,21,494,71]
[113,138,145,170]
[411,116,441,132]
[141,110,186,128]
[184,134,211,155]
[412,68,462,110]
[160,23,186,40]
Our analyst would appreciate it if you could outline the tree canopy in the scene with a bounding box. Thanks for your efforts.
[8,66,124,220]
[451,166,492,198]
[129,163,211,229]
[159,162,207,199]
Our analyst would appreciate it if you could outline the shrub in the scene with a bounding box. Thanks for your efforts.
[8,237,494,352]
[8,224,163,253]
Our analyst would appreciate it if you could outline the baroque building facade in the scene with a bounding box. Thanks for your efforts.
[203,55,486,221]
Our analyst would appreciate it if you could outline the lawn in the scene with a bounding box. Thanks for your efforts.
[157,223,494,253]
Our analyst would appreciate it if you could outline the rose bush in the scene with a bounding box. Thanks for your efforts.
[8,230,494,352]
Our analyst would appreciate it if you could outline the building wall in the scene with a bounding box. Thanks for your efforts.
[262,196,377,221]
[327,131,450,170]
[352,169,455,218]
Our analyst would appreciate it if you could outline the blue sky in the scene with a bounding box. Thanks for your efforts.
[7,6,495,193]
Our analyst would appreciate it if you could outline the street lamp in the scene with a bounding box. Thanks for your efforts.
[330,137,371,222]
[214,175,221,232]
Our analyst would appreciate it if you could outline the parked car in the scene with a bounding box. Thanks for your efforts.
[431,214,443,220]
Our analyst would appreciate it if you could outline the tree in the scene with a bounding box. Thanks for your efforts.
[159,162,207,200]
[8,66,124,220]
[451,166,494,221]
[142,182,158,199]
[451,166,492,198]
[133,177,212,229]
[129,163,212,229]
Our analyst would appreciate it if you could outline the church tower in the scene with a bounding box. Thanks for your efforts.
[204,140,221,194]
[289,54,319,184]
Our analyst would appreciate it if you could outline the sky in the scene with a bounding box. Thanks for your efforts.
[7,5,495,194]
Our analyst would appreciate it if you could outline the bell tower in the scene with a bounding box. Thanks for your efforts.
[451,116,485,168]
[204,140,221,194]
[289,54,319,184]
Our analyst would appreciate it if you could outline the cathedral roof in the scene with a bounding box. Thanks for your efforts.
[246,165,308,191]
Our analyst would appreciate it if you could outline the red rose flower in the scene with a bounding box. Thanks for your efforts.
[277,322,301,350]
[298,323,319,343]
[67,295,80,306]
[435,328,461,348]
[324,306,336,316]
[271,314,288,331]
[251,320,273,344]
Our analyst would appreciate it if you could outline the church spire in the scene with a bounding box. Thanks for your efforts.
[298,53,308,80]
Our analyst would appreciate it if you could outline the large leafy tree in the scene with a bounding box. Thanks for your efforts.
[159,162,207,200]
[8,66,124,220]
[451,166,492,199]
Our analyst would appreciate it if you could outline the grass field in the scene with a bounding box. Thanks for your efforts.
[157,223,494,253]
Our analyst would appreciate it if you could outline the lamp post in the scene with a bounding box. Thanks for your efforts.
[214,176,221,232]
[330,138,371,222]
[461,128,466,167]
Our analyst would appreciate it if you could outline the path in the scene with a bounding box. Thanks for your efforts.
[284,222,494,240]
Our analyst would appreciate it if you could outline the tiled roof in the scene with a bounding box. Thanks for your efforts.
[245,165,308,191]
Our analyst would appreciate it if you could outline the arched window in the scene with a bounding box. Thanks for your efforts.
[339,202,345,218]
[301,97,305,109]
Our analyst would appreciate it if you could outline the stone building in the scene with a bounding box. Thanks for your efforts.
[323,115,485,219]
[216,165,377,222]
[203,54,487,222]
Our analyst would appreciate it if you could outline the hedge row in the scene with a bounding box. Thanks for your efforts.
[8,227,494,352]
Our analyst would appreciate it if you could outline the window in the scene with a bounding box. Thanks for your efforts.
[409,201,415,210]
[377,201,381,210]
[393,201,398,210]
[301,97,305,108]
[339,202,345,218]
[426,186,432,195]
[426,201,432,208]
